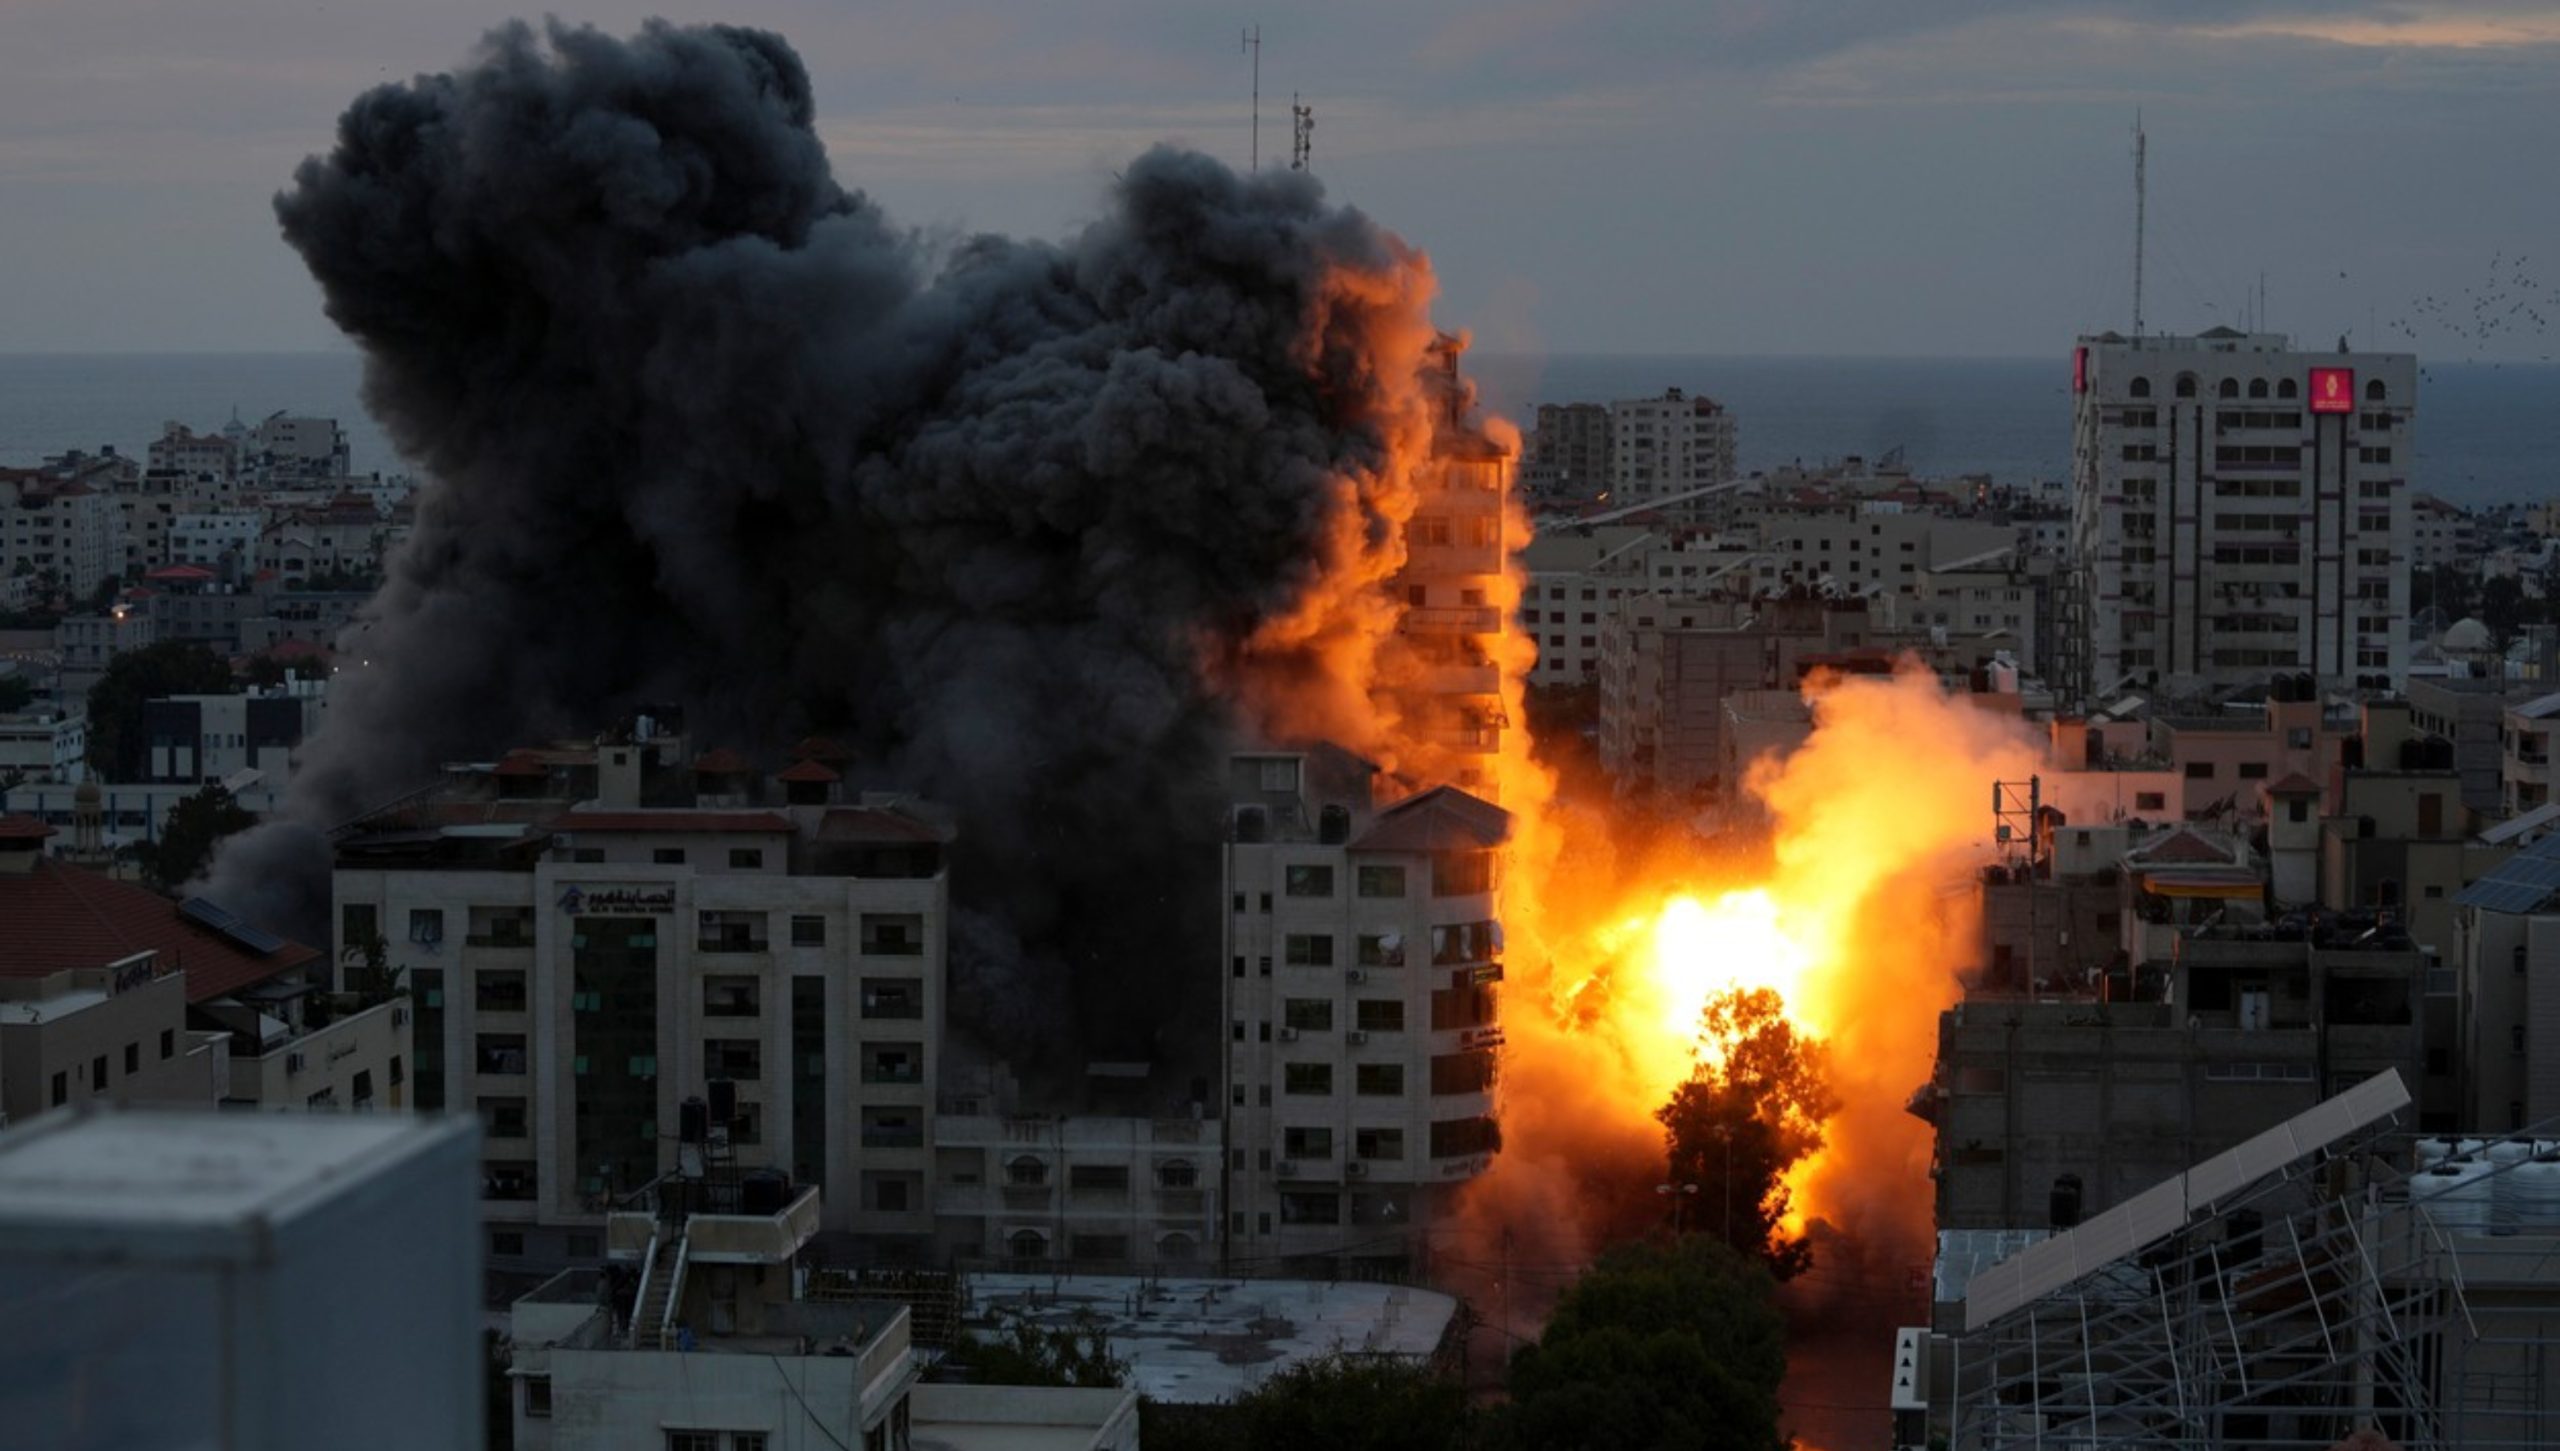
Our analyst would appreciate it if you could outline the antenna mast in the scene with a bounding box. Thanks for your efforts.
[1290,93,1313,171]
[1243,26,1261,172]
[2132,112,2146,344]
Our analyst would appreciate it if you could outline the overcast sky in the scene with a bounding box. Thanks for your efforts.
[4,1,2557,359]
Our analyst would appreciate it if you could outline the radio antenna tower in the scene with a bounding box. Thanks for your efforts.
[2132,111,2147,345]
[1242,26,1261,172]
[1290,93,1313,171]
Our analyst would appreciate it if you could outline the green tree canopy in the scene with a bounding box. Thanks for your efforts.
[0,674,33,713]
[86,640,236,777]
[144,783,256,891]
[1656,986,1838,1278]
[1494,1236,1788,1451]
[945,1315,1128,1390]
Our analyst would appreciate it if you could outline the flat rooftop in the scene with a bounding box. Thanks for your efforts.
[964,1273,1458,1405]
[0,1105,474,1242]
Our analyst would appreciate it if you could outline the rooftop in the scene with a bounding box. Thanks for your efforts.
[0,860,319,1002]
[963,1273,1460,1405]
[1347,785,1510,854]
[0,1105,474,1242]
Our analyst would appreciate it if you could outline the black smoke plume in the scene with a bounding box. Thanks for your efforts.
[214,19,1437,1084]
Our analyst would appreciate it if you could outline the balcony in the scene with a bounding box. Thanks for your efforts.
[1002,1185,1051,1212]
[1403,605,1503,635]
[861,1062,922,1086]
[862,1126,925,1150]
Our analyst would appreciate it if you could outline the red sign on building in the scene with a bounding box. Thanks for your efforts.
[2309,367,2354,414]
[2073,346,2089,394]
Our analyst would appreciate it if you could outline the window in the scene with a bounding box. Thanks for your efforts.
[492,1230,525,1257]
[704,1039,762,1081]
[480,1097,529,1139]
[2237,762,2268,780]
[91,1055,106,1090]
[704,977,759,1017]
[1284,864,1336,897]
[727,848,763,869]
[124,1042,139,1075]
[1284,933,1335,967]
[1356,1063,1404,1095]
[1356,1127,1405,1160]
[160,1028,174,1060]
[1433,850,1495,896]
[390,1054,404,1086]
[1007,1155,1049,1186]
[2135,792,2166,811]
[405,908,444,946]
[522,1377,552,1420]
[653,847,686,865]
[791,914,825,947]
[860,913,924,955]
[666,1434,720,1451]
[1284,1063,1334,1095]
[1356,999,1405,1032]
[1357,933,1406,967]
[1284,1126,1334,1158]
[1281,1191,1341,1225]
[1069,1164,1130,1193]
[1356,864,1406,898]
[475,970,528,1012]
[341,901,379,952]
[2183,761,2215,780]
[1283,998,1334,1031]
[476,1035,527,1074]
[50,1071,66,1106]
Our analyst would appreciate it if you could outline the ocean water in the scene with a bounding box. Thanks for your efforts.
[3,350,2553,507]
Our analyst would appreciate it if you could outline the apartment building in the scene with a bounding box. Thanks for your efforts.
[53,606,154,701]
[2062,329,2416,701]
[0,472,119,601]
[0,808,387,1121]
[245,412,351,482]
[931,1112,1222,1267]
[1518,525,1658,685]
[1523,401,1613,498]
[1220,751,1506,1276]
[1609,388,1736,521]
[2452,833,2560,1132]
[135,677,326,785]
[0,706,86,785]
[2502,689,2560,814]
[1597,595,1875,801]
[146,421,239,489]
[1388,359,1513,802]
[332,733,951,1267]
[167,508,264,569]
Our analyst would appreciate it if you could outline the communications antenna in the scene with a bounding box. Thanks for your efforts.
[2131,112,2146,345]
[1242,26,1261,171]
[1290,94,1313,171]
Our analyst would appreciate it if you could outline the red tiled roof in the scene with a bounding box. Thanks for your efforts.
[1348,785,1511,853]
[2135,828,2236,865]
[0,814,57,844]
[146,563,216,581]
[790,735,852,764]
[692,747,751,775]
[0,861,318,1002]
[2263,772,2322,797]
[774,759,841,784]
[560,810,796,835]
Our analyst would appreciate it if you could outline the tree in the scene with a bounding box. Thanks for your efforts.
[0,674,32,713]
[1225,1355,1471,1451]
[944,1315,1128,1389]
[143,783,255,891]
[85,640,236,777]
[1655,987,1838,1278]
[1491,1236,1787,1451]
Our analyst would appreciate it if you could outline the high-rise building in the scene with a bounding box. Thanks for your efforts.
[1219,750,1506,1276]
[1608,388,1736,522]
[1524,401,1613,498]
[331,731,950,1267]
[2062,329,2415,701]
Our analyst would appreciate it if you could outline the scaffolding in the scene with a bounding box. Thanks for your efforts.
[1929,1070,2560,1450]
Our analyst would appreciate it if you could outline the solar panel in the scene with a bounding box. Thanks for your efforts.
[179,896,286,955]
[1965,1070,2412,1332]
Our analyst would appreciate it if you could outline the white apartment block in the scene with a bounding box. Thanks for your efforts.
[2064,329,2416,701]
[333,739,951,1269]
[1221,753,1506,1276]
[1609,388,1736,521]
[0,706,86,785]
[246,413,350,481]
[0,475,120,601]
[139,679,326,785]
[931,1113,1222,1267]
[1519,525,1659,684]
[168,508,265,568]
[2410,494,2477,574]
[146,421,238,489]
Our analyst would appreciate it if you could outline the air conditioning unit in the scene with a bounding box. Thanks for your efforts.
[392,1006,410,1028]
[1345,969,1367,984]
[286,1050,306,1074]
[1278,1026,1299,1042]
[1346,1161,1368,1178]
[1346,1030,1369,1046]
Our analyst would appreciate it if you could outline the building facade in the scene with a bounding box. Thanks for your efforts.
[2062,330,2416,700]
[1220,755,1506,1275]
[1609,388,1736,520]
